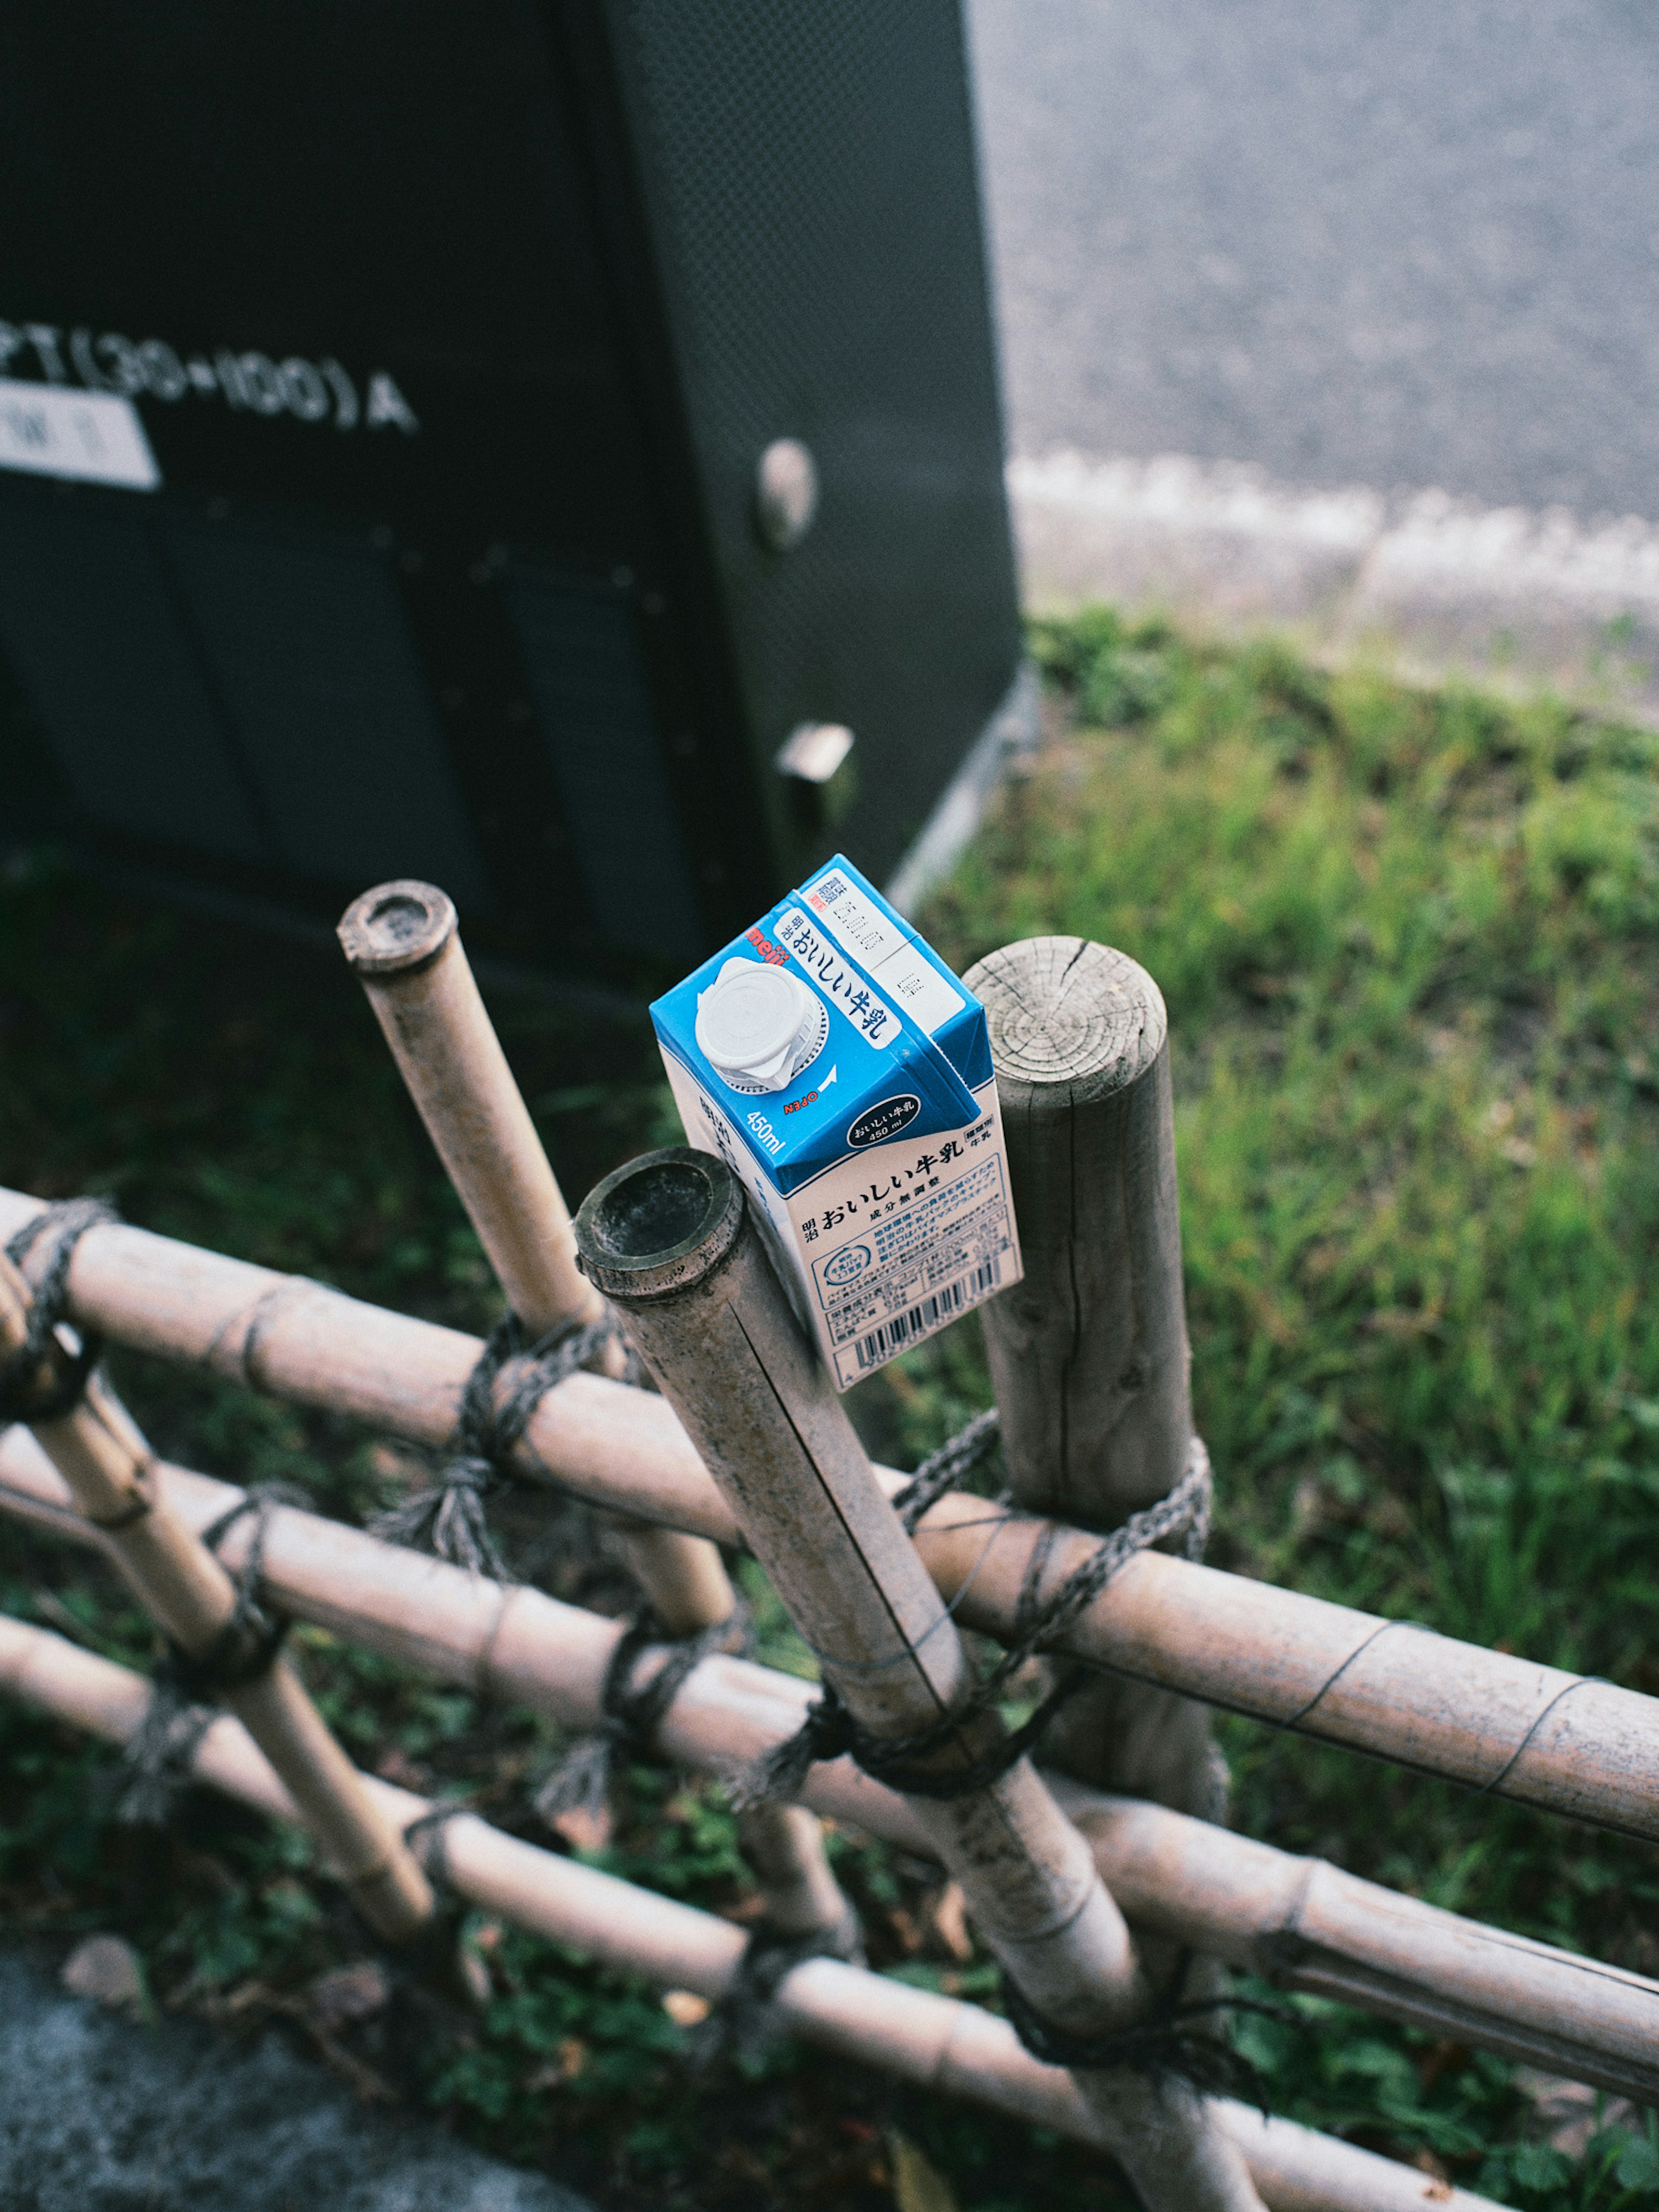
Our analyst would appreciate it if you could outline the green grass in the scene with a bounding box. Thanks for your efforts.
[5,612,1659,2209]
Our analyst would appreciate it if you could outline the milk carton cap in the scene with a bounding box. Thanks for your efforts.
[694,957,824,1092]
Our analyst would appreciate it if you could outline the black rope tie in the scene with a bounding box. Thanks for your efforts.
[735,1417,1212,1811]
[0,1198,118,1425]
[535,1602,753,1833]
[690,1906,865,2069]
[370,1305,638,1577]
[115,1487,302,1826]
[1000,1960,1298,2110]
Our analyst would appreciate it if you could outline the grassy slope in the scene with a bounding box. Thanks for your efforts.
[4,616,1659,2209]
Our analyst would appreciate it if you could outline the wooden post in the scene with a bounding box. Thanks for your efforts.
[339,880,846,1946]
[0,1254,432,1943]
[576,1150,1265,2212]
[966,939,1221,1825]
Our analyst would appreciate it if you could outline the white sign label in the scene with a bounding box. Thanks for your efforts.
[0,379,160,489]
[804,868,965,1035]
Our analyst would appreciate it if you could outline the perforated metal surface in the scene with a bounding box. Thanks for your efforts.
[607,0,1020,878]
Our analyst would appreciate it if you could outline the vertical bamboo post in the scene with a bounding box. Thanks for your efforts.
[964,939,1220,1820]
[337,878,730,1634]
[339,881,848,1945]
[575,1150,1264,2212]
[0,1254,433,1943]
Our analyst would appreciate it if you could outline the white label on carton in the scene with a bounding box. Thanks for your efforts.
[666,1042,1022,1390]
[0,380,160,489]
[804,870,964,1036]
[804,871,907,964]
[772,908,903,1047]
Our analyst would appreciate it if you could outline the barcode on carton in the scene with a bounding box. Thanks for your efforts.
[852,1257,1002,1371]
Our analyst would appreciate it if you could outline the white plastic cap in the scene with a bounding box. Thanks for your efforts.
[696,958,821,1091]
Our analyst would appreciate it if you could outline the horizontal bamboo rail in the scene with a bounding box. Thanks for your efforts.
[0,1252,432,1947]
[0,1612,1505,2212]
[4,1188,1653,1843]
[5,1427,1653,2105]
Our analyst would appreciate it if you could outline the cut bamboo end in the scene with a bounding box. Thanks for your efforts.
[337,878,458,979]
[576,1147,746,1305]
[337,876,600,1339]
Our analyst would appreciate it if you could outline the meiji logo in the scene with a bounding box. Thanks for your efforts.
[823,1243,872,1286]
[744,925,790,968]
[847,1094,921,1148]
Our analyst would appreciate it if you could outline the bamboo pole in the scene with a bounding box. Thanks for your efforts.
[3,1186,1656,1840]
[5,1433,1653,2100]
[0,1256,432,1943]
[574,1149,1266,2212]
[337,877,731,1633]
[0,1614,1504,2212]
[337,879,845,1945]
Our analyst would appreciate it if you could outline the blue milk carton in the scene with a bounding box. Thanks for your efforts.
[650,855,1023,1389]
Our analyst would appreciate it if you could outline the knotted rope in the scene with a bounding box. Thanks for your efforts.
[690,1904,865,2068]
[534,1602,753,1832]
[116,1487,302,1825]
[734,1416,1211,1809]
[1001,1957,1295,2107]
[370,1306,637,1577]
[0,1198,118,1424]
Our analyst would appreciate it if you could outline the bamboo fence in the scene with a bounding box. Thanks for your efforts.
[0,1613,1507,2212]
[3,1427,1652,2102]
[0,1252,432,1946]
[3,909,1653,2209]
[2,1181,1653,1843]
[574,1145,1261,2212]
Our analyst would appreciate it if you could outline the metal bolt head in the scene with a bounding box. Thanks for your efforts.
[775,722,854,786]
[775,723,858,833]
[754,438,819,553]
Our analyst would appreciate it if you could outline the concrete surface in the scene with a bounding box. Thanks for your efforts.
[0,1948,594,2212]
[969,1,1659,713]
[969,0,1659,520]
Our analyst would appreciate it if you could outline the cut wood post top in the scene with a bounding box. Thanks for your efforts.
[337,877,599,1339]
[966,935,1191,1526]
[968,936,1169,1106]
